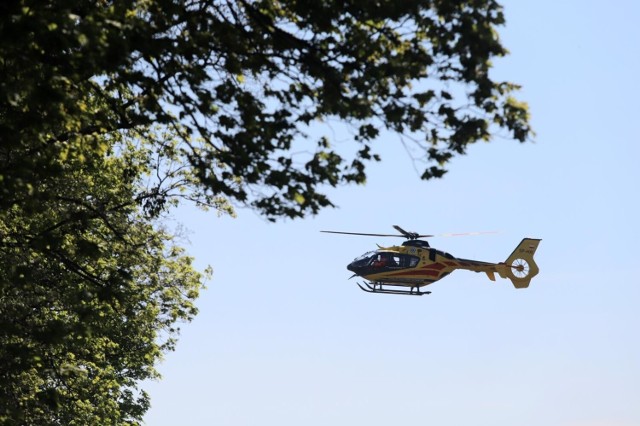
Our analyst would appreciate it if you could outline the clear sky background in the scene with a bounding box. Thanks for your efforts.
[143,1,640,425]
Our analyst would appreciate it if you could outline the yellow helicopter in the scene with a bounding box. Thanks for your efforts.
[322,225,541,296]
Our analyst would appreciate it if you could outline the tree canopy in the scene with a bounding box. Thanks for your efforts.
[0,0,531,423]
[0,133,207,423]
[1,0,530,219]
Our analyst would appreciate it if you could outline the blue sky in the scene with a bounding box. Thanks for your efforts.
[143,2,640,425]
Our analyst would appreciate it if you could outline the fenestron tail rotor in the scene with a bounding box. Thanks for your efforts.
[500,238,541,289]
[510,258,531,279]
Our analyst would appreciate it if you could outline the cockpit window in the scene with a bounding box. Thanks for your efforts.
[353,251,376,262]
[371,252,419,268]
[350,251,420,271]
[350,251,377,268]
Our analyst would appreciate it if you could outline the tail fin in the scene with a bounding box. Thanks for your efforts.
[499,238,541,288]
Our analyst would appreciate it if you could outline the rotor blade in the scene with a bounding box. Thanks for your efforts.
[321,229,497,239]
[392,225,412,236]
[392,225,433,239]
[320,230,404,237]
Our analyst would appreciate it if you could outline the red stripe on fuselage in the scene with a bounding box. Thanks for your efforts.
[422,263,447,271]
[381,262,453,278]
[385,270,441,278]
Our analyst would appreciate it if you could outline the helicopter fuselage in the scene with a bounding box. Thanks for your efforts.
[347,240,507,288]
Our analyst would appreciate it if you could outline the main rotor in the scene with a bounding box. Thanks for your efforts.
[320,225,432,240]
[321,225,495,240]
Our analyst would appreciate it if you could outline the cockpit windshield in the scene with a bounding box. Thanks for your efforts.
[347,249,421,276]
[351,251,376,266]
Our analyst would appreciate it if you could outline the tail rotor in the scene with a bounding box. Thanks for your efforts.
[500,238,542,288]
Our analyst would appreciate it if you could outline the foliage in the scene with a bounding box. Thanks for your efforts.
[0,0,531,423]
[0,135,207,424]
[1,0,531,220]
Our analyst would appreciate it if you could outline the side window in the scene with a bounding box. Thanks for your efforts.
[398,254,420,267]
[428,249,436,261]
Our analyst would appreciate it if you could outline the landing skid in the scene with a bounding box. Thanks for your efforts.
[357,281,431,296]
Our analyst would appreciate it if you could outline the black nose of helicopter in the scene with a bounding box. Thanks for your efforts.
[347,261,363,275]
[346,252,375,276]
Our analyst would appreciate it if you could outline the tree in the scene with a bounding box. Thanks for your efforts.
[0,133,207,424]
[1,0,531,219]
[0,0,531,423]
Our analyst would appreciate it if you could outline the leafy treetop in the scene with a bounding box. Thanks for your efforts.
[1,0,531,220]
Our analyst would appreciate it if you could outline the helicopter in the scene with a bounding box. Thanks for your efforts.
[322,225,541,296]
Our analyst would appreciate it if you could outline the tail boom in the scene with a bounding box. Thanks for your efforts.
[455,238,541,288]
